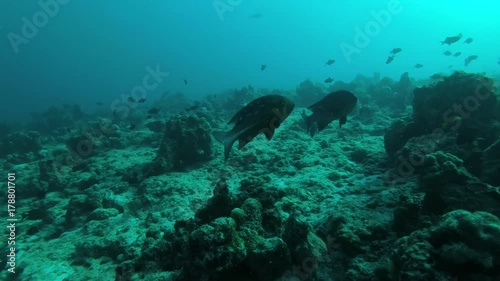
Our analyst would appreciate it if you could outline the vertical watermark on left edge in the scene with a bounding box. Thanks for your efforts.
[6,173,17,273]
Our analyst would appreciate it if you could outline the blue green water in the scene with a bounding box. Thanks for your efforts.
[1,0,499,121]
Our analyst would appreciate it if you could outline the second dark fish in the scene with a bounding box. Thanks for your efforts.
[301,90,358,137]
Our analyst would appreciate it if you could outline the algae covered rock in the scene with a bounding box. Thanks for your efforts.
[183,217,247,280]
[481,139,500,186]
[195,179,233,224]
[413,71,496,129]
[121,178,326,281]
[384,71,498,157]
[66,134,98,160]
[156,113,213,171]
[418,152,500,217]
[0,131,42,162]
[295,79,325,107]
[383,116,425,157]
[392,210,500,280]
[246,237,291,281]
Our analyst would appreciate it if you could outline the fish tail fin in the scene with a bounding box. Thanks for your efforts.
[212,131,235,161]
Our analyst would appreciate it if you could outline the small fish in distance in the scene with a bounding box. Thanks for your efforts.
[261,64,267,71]
[414,64,423,68]
[301,90,358,137]
[249,13,262,19]
[148,108,160,114]
[441,33,462,45]
[212,95,294,161]
[325,59,335,66]
[464,55,478,66]
[386,55,395,64]
[324,77,334,83]
[389,48,402,55]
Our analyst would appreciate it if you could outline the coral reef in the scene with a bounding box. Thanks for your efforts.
[418,151,500,217]
[385,72,498,156]
[295,79,325,107]
[392,210,500,280]
[28,104,85,134]
[4,71,500,281]
[158,113,213,169]
[0,131,42,163]
[116,179,327,281]
[481,139,500,186]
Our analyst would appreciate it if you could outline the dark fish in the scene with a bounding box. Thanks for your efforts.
[127,97,136,103]
[129,124,136,130]
[148,108,160,114]
[414,63,423,68]
[441,33,462,45]
[443,50,452,56]
[261,64,267,71]
[183,79,188,85]
[464,38,473,44]
[386,55,395,64]
[301,90,358,137]
[96,102,103,106]
[212,95,294,160]
[390,48,402,55]
[464,55,478,66]
[453,52,461,57]
[324,77,334,83]
[325,59,335,66]
[138,98,146,103]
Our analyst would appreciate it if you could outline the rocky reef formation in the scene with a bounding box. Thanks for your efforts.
[294,79,325,107]
[0,131,42,163]
[123,112,214,184]
[28,104,85,134]
[115,178,328,281]
[384,72,499,184]
[385,72,498,155]
[392,210,500,281]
